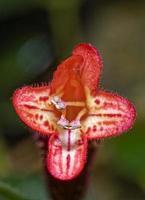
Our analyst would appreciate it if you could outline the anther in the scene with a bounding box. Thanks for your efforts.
[51,96,66,110]
[70,119,81,129]
[57,115,69,127]
[57,116,81,130]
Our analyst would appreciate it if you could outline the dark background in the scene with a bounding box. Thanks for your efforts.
[0,0,144,199]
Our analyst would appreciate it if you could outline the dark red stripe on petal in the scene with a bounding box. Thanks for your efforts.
[66,154,71,175]
[24,104,39,110]
[24,104,55,113]
[67,130,71,151]
[39,96,49,102]
[89,113,123,118]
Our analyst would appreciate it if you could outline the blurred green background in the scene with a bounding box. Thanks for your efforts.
[0,0,144,199]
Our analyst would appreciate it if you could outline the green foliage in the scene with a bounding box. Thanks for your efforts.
[1,174,48,200]
[105,122,145,190]
[0,181,29,200]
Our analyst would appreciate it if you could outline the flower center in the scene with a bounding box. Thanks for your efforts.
[50,95,87,130]
[50,95,87,148]
[50,61,88,133]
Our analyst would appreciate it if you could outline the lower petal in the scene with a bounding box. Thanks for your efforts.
[47,134,87,180]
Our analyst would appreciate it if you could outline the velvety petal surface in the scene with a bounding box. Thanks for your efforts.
[13,86,58,135]
[82,90,136,139]
[47,133,87,180]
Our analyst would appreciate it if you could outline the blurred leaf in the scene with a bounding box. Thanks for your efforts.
[0,181,30,200]
[1,101,23,129]
[0,138,11,176]
[17,35,53,78]
[0,0,37,18]
[3,173,48,200]
[46,0,81,10]
[0,34,52,99]
[105,122,145,191]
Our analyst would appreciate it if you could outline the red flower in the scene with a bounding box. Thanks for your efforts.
[13,43,136,180]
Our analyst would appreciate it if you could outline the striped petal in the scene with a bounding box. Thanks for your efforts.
[13,86,58,135]
[82,90,136,139]
[47,133,87,180]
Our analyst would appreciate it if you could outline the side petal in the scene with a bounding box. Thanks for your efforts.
[73,43,103,94]
[82,90,136,139]
[13,86,58,135]
[47,134,87,180]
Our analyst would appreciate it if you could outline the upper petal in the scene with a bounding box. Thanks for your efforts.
[51,43,102,96]
[50,55,83,94]
[13,86,58,135]
[73,43,103,94]
[82,90,136,139]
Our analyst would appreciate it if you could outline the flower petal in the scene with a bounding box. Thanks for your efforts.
[51,43,102,96]
[82,90,136,139]
[51,54,83,93]
[47,133,87,180]
[73,43,103,95]
[13,86,58,135]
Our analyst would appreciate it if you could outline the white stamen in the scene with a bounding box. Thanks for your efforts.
[53,96,60,102]
[70,119,81,129]
[57,116,81,130]
[51,96,66,110]
[57,115,69,127]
